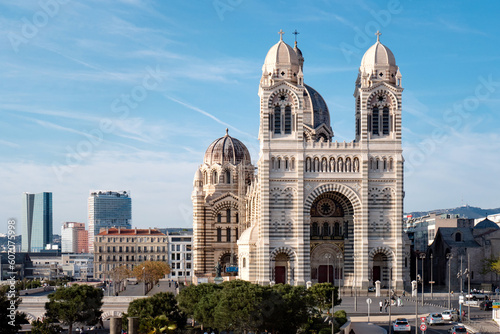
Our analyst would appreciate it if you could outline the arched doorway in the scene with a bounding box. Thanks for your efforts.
[369,248,393,288]
[270,247,295,284]
[275,253,288,284]
[309,190,353,285]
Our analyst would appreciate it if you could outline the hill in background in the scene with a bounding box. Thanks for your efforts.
[406,205,500,219]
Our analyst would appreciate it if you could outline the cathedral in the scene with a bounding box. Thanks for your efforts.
[192,30,409,290]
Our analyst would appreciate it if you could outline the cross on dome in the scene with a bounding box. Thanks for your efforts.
[293,29,300,42]
[278,29,284,41]
[375,30,381,42]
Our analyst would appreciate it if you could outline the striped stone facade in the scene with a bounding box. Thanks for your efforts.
[193,32,409,289]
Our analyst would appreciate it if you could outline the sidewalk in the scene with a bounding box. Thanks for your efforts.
[350,322,387,334]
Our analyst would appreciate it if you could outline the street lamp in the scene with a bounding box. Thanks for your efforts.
[430,253,433,299]
[419,253,426,306]
[337,253,343,298]
[388,265,392,334]
[325,254,332,284]
[447,253,453,309]
[353,254,358,312]
[142,266,146,295]
[467,252,471,322]
[415,256,419,334]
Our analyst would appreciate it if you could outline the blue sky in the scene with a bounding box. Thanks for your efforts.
[1,0,500,234]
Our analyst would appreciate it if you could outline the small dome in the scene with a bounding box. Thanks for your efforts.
[264,39,299,69]
[204,129,251,166]
[261,30,300,84]
[474,218,499,230]
[361,40,396,69]
[193,169,202,182]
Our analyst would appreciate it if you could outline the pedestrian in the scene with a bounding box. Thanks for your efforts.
[384,299,388,312]
[379,300,383,312]
[402,290,406,297]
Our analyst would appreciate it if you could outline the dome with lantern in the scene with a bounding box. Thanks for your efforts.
[203,129,251,166]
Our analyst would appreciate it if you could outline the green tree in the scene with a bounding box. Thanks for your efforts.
[123,292,186,333]
[270,283,314,333]
[177,283,222,329]
[31,318,63,334]
[145,314,177,334]
[211,280,268,332]
[45,284,103,334]
[0,291,27,334]
[308,282,340,314]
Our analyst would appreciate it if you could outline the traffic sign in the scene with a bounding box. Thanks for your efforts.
[420,317,426,322]
[420,323,427,331]
[366,298,372,304]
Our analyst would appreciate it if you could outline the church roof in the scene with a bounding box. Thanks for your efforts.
[437,227,480,248]
[204,129,251,166]
[474,217,499,230]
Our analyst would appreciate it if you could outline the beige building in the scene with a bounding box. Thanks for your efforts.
[93,227,168,279]
[193,30,408,289]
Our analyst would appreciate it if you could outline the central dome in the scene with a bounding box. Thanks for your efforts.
[204,129,251,166]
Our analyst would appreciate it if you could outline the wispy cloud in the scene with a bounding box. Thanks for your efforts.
[0,140,19,148]
[164,95,256,139]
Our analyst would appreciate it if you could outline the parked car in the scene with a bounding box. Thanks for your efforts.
[448,324,468,333]
[442,309,459,321]
[465,292,488,300]
[479,300,492,310]
[426,313,444,325]
[368,286,375,292]
[392,318,411,332]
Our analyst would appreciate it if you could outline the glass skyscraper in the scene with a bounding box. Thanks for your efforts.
[88,190,132,252]
[22,192,53,252]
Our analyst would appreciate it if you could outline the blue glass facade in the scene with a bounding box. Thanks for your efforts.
[21,192,53,252]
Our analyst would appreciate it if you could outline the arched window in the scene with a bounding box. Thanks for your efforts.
[243,257,246,268]
[235,213,239,223]
[312,222,318,236]
[226,227,231,242]
[372,106,379,135]
[334,222,340,236]
[217,213,222,223]
[284,106,292,134]
[323,222,329,236]
[217,228,222,242]
[271,157,275,170]
[277,157,281,170]
[455,232,462,242]
[225,170,231,184]
[291,158,295,171]
[382,106,390,135]
[274,106,281,134]
[226,209,231,223]
[285,158,289,171]
[212,171,218,184]
[356,117,360,136]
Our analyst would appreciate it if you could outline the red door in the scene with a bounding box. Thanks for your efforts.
[275,266,286,284]
[318,265,334,283]
[373,266,381,282]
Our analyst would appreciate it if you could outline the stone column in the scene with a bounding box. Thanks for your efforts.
[128,317,139,334]
[110,317,122,334]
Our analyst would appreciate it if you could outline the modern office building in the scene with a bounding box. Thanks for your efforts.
[61,222,88,253]
[88,190,132,252]
[21,192,53,252]
[93,227,167,279]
